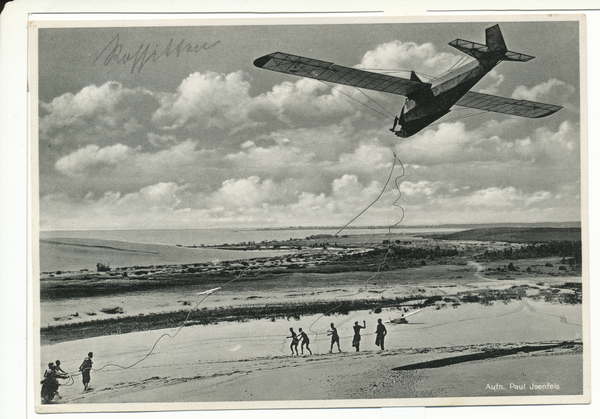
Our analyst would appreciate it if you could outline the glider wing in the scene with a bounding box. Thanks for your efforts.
[197,287,221,295]
[455,91,562,118]
[385,309,424,324]
[403,308,423,318]
[254,52,428,97]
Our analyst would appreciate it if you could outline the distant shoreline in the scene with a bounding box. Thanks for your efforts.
[39,221,582,233]
[255,222,582,231]
[38,226,582,273]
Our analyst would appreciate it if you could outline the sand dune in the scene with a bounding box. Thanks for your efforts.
[36,231,586,410]
[39,238,293,272]
[38,299,584,409]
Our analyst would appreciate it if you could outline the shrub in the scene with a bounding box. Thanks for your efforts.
[101,307,124,315]
[96,263,111,272]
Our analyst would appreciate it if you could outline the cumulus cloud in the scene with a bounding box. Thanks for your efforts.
[462,186,551,208]
[38,34,581,230]
[150,69,363,139]
[55,143,136,177]
[252,79,363,130]
[40,161,577,230]
[338,143,394,173]
[42,81,128,122]
[212,176,281,208]
[396,121,478,165]
[40,81,157,148]
[224,140,317,186]
[511,78,575,105]
[51,139,216,199]
[147,133,179,148]
[152,71,254,130]
[331,174,384,205]
[527,120,580,174]
[118,182,185,211]
[396,116,579,171]
[475,70,505,95]
[359,40,461,79]
[400,180,442,198]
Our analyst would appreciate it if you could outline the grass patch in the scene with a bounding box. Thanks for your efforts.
[41,295,438,345]
[530,284,582,305]
[457,286,529,306]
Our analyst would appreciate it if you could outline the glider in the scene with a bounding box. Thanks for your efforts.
[253,24,562,138]
[385,309,423,324]
[196,287,221,295]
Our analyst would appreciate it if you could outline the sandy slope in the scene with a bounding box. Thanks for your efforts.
[38,298,584,408]
[40,238,292,272]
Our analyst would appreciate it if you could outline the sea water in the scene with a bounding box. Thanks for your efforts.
[39,227,464,247]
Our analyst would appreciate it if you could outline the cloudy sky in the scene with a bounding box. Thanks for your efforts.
[37,18,581,231]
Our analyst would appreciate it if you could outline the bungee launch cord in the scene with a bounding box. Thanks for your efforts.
[307,152,405,343]
[57,270,248,384]
[57,151,405,378]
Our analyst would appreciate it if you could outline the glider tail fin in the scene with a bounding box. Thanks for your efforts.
[449,24,535,64]
[485,24,507,55]
[486,24,535,62]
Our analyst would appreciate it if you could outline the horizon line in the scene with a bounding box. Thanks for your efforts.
[39,221,582,233]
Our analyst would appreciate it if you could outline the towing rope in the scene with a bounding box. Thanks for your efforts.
[308,152,405,343]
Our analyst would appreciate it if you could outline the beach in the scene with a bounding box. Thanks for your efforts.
[36,228,585,409]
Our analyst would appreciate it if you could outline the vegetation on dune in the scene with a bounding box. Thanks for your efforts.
[457,286,528,305]
[434,227,581,243]
[40,227,584,344]
[40,248,466,301]
[40,281,582,344]
[476,241,582,264]
[41,297,414,344]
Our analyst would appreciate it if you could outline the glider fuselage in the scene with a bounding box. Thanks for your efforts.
[396,59,498,138]
[253,24,561,138]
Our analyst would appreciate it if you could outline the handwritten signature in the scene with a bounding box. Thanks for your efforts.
[93,35,221,73]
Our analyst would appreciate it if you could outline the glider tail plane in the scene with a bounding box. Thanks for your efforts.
[449,24,535,64]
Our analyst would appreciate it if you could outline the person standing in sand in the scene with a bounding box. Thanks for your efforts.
[298,328,312,355]
[42,362,68,401]
[79,352,93,391]
[328,323,342,353]
[55,360,67,375]
[352,320,366,352]
[375,318,387,350]
[288,327,299,356]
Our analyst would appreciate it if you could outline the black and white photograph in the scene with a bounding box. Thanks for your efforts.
[30,15,588,412]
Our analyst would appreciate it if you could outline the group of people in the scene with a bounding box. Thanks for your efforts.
[288,327,312,355]
[41,352,94,402]
[41,320,388,402]
[41,360,69,401]
[351,319,388,352]
[288,319,388,356]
